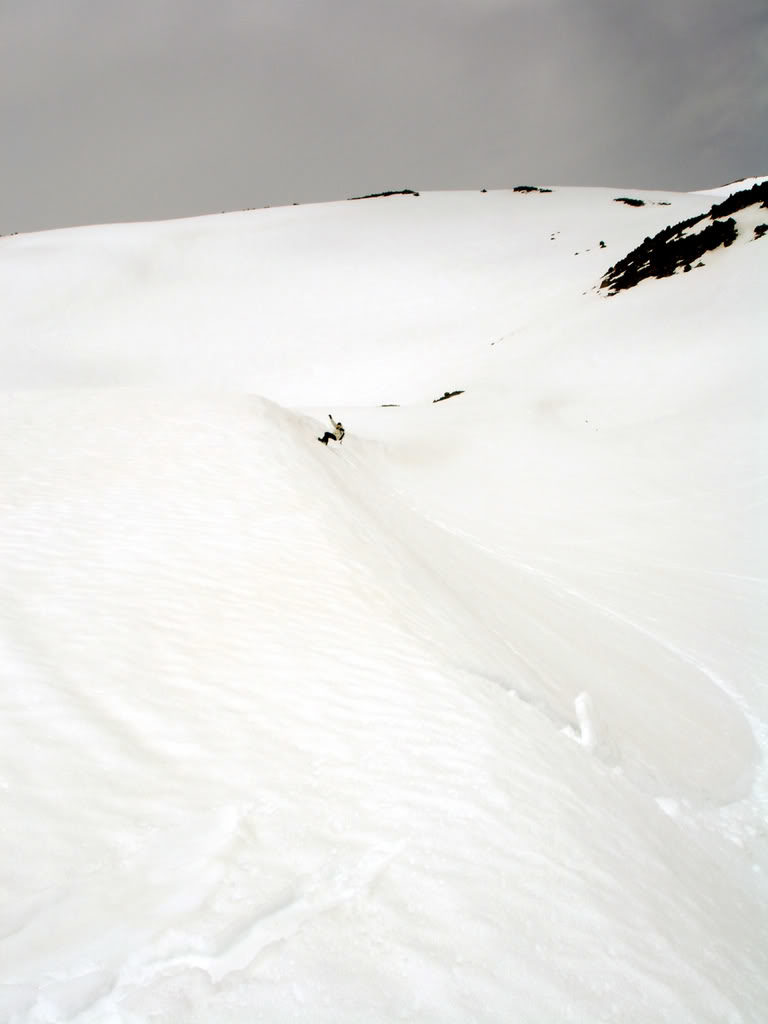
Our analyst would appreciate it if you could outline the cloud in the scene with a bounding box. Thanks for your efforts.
[0,0,765,233]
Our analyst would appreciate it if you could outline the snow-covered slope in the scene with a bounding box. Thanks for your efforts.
[0,187,716,401]
[1,186,766,1022]
[693,175,768,196]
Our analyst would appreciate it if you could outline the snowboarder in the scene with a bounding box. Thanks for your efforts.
[318,414,345,445]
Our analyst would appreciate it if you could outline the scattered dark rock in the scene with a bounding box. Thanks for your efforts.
[614,197,646,207]
[598,186,768,295]
[380,403,400,407]
[433,390,464,403]
[709,180,768,219]
[600,216,737,294]
[513,185,553,194]
[349,189,420,200]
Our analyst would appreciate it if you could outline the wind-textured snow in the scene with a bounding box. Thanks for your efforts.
[0,187,766,1023]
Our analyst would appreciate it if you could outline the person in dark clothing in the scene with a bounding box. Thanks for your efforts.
[318,414,345,445]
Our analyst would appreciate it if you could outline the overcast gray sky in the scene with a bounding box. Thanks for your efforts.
[1,0,766,234]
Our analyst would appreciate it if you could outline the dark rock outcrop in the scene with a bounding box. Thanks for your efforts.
[600,181,768,295]
[349,189,420,200]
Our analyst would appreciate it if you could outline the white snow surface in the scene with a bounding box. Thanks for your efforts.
[1,186,766,1022]
[692,175,768,197]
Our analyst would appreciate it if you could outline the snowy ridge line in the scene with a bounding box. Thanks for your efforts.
[692,175,768,196]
